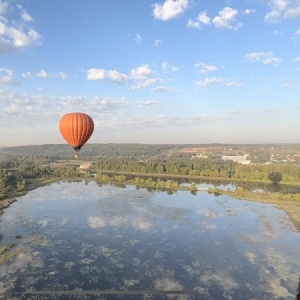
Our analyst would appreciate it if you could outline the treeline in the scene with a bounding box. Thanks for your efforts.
[94,173,197,192]
[0,155,45,198]
[0,169,26,199]
[0,143,182,159]
[0,154,87,199]
[3,143,300,166]
[3,143,300,160]
[93,158,300,183]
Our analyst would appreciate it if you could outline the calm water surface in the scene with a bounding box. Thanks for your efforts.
[0,181,299,299]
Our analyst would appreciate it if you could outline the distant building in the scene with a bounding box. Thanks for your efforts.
[221,155,250,165]
[79,163,92,170]
[191,153,208,159]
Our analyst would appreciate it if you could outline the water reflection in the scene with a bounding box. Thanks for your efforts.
[194,180,300,194]
[116,174,300,193]
[0,180,299,299]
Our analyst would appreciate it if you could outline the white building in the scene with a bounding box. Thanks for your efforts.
[221,155,250,165]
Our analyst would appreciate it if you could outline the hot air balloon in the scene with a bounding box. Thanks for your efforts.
[59,112,94,154]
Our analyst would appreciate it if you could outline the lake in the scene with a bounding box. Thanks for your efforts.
[0,181,299,299]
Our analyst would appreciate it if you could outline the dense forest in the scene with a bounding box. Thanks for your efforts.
[93,158,300,183]
[2,143,300,162]
[0,153,99,199]
[0,143,181,159]
[1,143,300,200]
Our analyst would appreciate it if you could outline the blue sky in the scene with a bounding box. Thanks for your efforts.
[0,0,300,147]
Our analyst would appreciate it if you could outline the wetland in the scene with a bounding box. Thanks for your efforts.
[0,180,300,299]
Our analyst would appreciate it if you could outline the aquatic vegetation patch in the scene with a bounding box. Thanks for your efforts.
[245,252,256,264]
[0,243,15,256]
[0,245,27,265]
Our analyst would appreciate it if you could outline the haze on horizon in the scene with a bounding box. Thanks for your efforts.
[1,0,300,147]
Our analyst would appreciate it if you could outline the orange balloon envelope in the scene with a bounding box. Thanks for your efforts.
[59,112,94,152]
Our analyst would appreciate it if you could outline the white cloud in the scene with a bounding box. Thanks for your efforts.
[24,69,67,80]
[294,28,300,35]
[0,1,9,15]
[36,69,48,79]
[224,81,243,87]
[195,77,242,89]
[293,56,300,63]
[86,68,127,82]
[190,7,242,31]
[5,102,35,116]
[0,22,41,48]
[107,70,128,82]
[5,103,20,115]
[22,71,34,79]
[135,33,142,43]
[0,3,41,54]
[245,52,266,61]
[272,0,289,11]
[264,9,281,22]
[17,5,33,22]
[263,57,281,65]
[161,62,168,73]
[152,0,189,21]
[138,100,158,108]
[273,29,285,34]
[245,51,281,65]
[244,9,256,14]
[0,91,133,124]
[120,117,157,128]
[187,11,211,29]
[195,62,218,74]
[130,65,152,78]
[212,7,242,30]
[282,83,293,88]
[130,78,160,90]
[0,67,14,84]
[187,18,200,29]
[198,11,211,25]
[154,39,161,46]
[195,77,223,88]
[227,110,242,115]
[285,6,300,18]
[265,0,300,22]
[152,85,173,92]
[21,11,33,22]
[86,64,164,91]
[161,61,178,73]
[58,71,68,80]
[86,68,105,80]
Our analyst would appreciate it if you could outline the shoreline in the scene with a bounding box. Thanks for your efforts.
[221,190,300,231]
[0,178,60,211]
[99,170,300,187]
[1,176,299,231]
[0,198,17,211]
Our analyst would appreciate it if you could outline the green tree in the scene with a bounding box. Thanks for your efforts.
[190,183,198,191]
[268,171,283,184]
